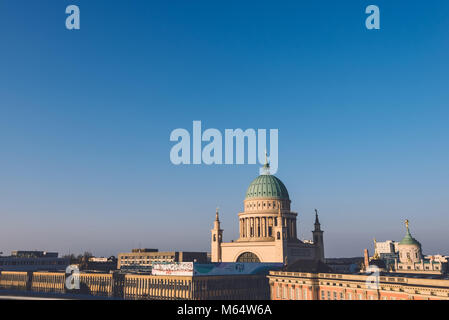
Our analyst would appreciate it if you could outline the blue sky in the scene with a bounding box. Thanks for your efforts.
[0,0,448,258]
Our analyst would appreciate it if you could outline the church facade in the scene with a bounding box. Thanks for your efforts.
[211,164,324,265]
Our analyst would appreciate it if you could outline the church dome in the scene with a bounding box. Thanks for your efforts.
[399,220,421,246]
[399,230,420,246]
[245,174,290,200]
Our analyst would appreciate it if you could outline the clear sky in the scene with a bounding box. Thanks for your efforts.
[0,1,448,258]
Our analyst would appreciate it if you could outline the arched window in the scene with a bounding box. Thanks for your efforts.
[236,252,261,263]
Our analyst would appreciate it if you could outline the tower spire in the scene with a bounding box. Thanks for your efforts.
[312,209,324,261]
[211,207,223,262]
[314,209,322,231]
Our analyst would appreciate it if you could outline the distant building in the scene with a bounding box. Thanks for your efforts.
[151,262,282,277]
[0,250,69,272]
[375,240,398,255]
[372,240,398,270]
[325,257,363,274]
[11,251,58,258]
[426,255,449,263]
[372,221,447,275]
[85,256,117,272]
[268,270,449,300]
[117,249,207,272]
[0,263,280,300]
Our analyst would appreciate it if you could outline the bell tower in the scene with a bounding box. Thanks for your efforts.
[312,209,325,262]
[273,204,289,263]
[211,208,223,262]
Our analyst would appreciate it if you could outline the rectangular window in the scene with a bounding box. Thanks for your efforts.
[291,287,295,300]
[321,291,325,300]
[303,289,307,300]
[283,286,287,299]
[296,288,300,300]
[276,286,280,299]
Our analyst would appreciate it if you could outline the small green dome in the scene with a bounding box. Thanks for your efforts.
[399,225,421,246]
[245,174,290,200]
[399,231,420,246]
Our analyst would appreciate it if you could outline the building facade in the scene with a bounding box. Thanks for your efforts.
[0,270,269,300]
[268,271,449,300]
[117,249,208,271]
[325,257,364,274]
[211,164,325,265]
[0,251,69,272]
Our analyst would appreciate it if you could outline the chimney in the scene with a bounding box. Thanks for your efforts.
[364,249,370,270]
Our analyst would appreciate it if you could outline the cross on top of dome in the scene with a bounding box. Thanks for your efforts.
[261,150,271,175]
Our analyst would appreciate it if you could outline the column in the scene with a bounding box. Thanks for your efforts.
[261,217,265,237]
[249,217,252,237]
[293,220,296,238]
[239,219,242,237]
[257,218,260,237]
[263,217,268,237]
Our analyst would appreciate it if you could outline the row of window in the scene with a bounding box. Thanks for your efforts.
[120,255,175,260]
[275,284,411,300]
[0,260,67,266]
[276,285,308,300]
[246,201,280,209]
[397,265,439,270]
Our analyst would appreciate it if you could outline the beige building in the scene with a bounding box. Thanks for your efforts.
[117,249,207,270]
[0,270,269,300]
[268,271,449,300]
[211,163,324,265]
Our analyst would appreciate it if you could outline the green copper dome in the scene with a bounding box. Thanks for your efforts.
[399,221,421,246]
[399,230,421,246]
[245,174,290,200]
